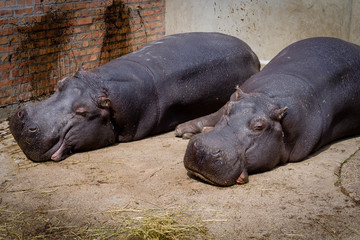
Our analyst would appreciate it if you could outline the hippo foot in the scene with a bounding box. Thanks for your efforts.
[175,122,213,139]
[175,126,196,139]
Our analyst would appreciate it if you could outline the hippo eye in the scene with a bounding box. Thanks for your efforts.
[75,107,88,117]
[250,118,267,131]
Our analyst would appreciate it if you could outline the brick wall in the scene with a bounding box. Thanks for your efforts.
[0,0,165,107]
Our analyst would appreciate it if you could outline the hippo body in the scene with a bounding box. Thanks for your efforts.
[9,32,260,162]
[176,37,360,186]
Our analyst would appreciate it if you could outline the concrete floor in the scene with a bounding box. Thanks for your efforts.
[1,120,359,239]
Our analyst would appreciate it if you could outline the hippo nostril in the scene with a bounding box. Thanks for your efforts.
[211,149,222,158]
[28,125,39,133]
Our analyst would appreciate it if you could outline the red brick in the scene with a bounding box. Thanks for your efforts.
[34,6,44,14]
[0,0,165,106]
[8,18,18,25]
[0,96,16,106]
[0,87,12,98]
[1,71,10,80]
[29,16,38,23]
[0,63,15,72]
[74,27,81,33]
[96,8,105,15]
[142,10,154,16]
[18,92,32,101]
[61,3,75,11]
[0,37,8,45]
[46,30,56,38]
[39,48,47,55]
[90,54,97,61]
[77,2,90,9]
[88,9,96,16]
[0,19,8,26]
[78,17,92,25]
[97,38,103,45]
[15,7,33,15]
[1,55,10,64]
[9,35,18,44]
[0,45,14,53]
[38,64,47,72]
[17,76,33,84]
[90,2,105,8]
[18,17,28,25]
[70,50,79,57]
[104,0,112,6]
[77,33,91,40]
[6,0,16,6]
[16,26,31,34]
[92,32,102,38]
[82,41,89,47]
[87,47,100,55]
[11,70,22,78]
[0,79,13,88]
[0,10,13,17]
[64,43,71,51]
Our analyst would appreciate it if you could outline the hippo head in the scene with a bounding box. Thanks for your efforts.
[184,88,288,186]
[9,69,116,162]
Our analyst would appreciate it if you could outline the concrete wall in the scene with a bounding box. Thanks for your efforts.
[166,0,360,64]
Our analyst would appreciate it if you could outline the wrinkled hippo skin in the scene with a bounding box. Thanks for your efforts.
[9,32,260,162]
[176,37,360,186]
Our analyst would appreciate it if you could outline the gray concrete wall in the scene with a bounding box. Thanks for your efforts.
[166,0,360,64]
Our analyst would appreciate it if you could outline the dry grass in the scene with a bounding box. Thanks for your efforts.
[126,212,208,240]
[0,206,208,240]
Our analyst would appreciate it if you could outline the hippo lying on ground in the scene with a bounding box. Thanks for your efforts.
[176,37,360,186]
[9,32,260,162]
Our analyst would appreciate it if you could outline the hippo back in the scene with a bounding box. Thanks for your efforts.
[123,32,260,134]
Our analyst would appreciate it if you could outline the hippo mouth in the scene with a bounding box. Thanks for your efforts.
[50,140,69,161]
[48,126,73,162]
[186,166,248,186]
[186,168,221,186]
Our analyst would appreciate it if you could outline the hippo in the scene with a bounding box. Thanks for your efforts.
[175,37,360,186]
[9,32,260,162]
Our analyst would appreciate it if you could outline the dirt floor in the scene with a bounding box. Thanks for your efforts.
[0,119,360,239]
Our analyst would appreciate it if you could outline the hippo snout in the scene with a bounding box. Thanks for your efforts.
[9,108,54,162]
[184,133,243,186]
[12,109,40,134]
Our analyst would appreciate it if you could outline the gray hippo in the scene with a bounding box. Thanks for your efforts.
[9,32,260,162]
[176,37,360,186]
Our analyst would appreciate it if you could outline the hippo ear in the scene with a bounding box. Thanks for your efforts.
[270,106,288,121]
[74,64,87,78]
[235,85,244,101]
[78,62,86,72]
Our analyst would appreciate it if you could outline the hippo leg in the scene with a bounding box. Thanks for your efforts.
[175,105,225,139]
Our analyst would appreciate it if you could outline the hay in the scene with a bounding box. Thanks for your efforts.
[126,212,208,240]
[0,206,208,240]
